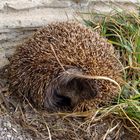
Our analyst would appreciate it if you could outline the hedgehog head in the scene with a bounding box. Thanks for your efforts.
[44,67,97,111]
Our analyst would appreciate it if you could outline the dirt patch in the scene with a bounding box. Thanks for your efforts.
[0,112,139,140]
[0,115,32,140]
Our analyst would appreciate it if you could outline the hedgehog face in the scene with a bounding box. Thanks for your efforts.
[58,78,97,107]
[44,68,97,111]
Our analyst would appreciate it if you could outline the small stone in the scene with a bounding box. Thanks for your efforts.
[7,134,12,138]
[6,121,12,128]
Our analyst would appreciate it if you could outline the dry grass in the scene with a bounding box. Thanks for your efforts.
[0,79,139,139]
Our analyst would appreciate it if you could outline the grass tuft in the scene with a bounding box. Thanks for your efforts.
[82,3,140,134]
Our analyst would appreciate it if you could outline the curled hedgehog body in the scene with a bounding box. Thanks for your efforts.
[8,22,122,112]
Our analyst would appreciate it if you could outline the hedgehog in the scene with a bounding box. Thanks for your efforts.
[8,21,122,112]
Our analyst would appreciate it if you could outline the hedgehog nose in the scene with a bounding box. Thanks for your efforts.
[44,89,72,111]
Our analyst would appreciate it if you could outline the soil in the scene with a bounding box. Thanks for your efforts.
[0,115,32,140]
